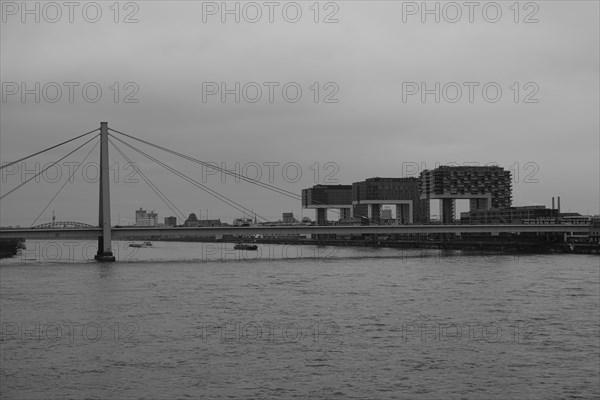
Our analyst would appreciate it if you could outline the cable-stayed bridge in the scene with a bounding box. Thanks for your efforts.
[0,122,590,261]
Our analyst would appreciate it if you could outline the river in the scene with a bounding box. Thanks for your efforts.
[1,240,598,399]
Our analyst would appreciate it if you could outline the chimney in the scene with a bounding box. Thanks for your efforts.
[558,196,561,214]
[552,197,555,210]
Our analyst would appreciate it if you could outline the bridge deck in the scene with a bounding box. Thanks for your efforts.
[0,224,590,240]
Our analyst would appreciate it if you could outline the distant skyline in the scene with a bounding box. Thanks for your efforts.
[1,1,599,226]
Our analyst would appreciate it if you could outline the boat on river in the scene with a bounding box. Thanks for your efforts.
[129,241,152,248]
[233,243,258,250]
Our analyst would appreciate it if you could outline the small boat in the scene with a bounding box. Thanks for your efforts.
[233,243,258,250]
[129,241,152,248]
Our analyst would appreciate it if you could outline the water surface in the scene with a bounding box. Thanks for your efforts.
[1,240,598,399]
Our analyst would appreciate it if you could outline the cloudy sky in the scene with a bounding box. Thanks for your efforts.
[1,1,598,226]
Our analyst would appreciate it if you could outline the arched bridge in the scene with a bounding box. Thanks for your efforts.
[31,221,97,229]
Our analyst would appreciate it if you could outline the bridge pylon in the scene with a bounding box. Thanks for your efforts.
[95,122,115,262]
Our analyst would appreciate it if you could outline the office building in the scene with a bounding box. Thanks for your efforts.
[420,166,512,223]
[135,208,158,227]
[164,216,177,227]
[282,212,296,224]
[302,185,353,225]
[352,177,429,224]
[460,206,558,224]
[590,217,600,243]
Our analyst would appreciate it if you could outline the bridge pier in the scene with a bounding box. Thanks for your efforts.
[95,122,115,262]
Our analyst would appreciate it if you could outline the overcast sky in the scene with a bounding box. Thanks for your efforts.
[1,1,598,226]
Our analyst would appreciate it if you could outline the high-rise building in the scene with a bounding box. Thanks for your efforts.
[352,177,430,224]
[135,208,158,226]
[420,166,512,223]
[590,217,600,243]
[282,212,296,224]
[302,179,429,225]
[164,216,177,227]
[302,185,353,225]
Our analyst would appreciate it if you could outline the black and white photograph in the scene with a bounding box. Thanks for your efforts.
[1,1,599,398]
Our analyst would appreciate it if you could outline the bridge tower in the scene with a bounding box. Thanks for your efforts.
[95,122,115,262]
